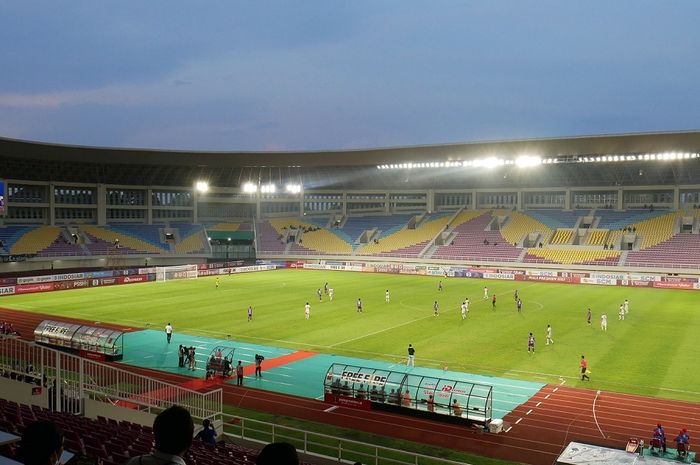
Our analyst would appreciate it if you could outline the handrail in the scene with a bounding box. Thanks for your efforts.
[220,412,474,465]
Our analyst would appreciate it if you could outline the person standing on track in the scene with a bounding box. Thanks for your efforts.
[165,322,173,343]
[580,355,590,381]
[407,344,415,367]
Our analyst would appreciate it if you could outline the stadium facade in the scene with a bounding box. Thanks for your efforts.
[1,131,699,272]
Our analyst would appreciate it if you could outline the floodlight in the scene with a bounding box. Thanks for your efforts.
[260,184,276,193]
[195,181,209,193]
[286,184,301,194]
[243,182,257,193]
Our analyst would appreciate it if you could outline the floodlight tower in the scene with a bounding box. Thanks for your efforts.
[193,180,209,224]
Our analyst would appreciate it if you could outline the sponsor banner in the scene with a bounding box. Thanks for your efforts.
[18,273,88,285]
[590,272,627,281]
[694,283,700,290]
[323,393,372,410]
[288,261,306,268]
[580,277,617,286]
[117,274,150,284]
[15,283,54,294]
[340,371,388,387]
[0,254,36,262]
[526,270,559,277]
[53,279,91,291]
[653,281,694,290]
[499,269,526,275]
[0,277,17,285]
[517,274,571,283]
[197,268,220,277]
[622,280,653,288]
[661,276,698,283]
[483,272,515,281]
[231,265,276,273]
[138,267,157,275]
[628,274,661,282]
[100,277,117,286]
[0,286,16,295]
[90,270,115,278]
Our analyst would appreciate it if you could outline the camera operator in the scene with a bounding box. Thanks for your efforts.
[255,354,264,378]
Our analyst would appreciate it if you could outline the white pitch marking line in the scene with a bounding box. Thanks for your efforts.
[526,409,533,415]
[536,401,541,407]
[515,417,523,424]
[324,406,339,413]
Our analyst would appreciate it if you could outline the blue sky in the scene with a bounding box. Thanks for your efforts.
[0,1,698,151]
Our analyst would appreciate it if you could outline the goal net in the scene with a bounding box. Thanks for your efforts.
[155,264,199,282]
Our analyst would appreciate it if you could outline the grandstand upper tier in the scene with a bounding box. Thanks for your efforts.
[1,131,700,270]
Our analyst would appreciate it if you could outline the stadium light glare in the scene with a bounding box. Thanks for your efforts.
[260,184,276,193]
[195,181,209,193]
[286,184,301,194]
[243,182,257,193]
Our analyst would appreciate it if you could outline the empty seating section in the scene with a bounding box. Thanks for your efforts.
[550,229,573,245]
[206,222,241,232]
[305,216,331,228]
[338,215,412,243]
[526,210,582,228]
[448,210,482,228]
[627,233,700,267]
[356,214,448,256]
[585,229,609,246]
[290,229,353,254]
[500,211,551,245]
[81,225,167,254]
[0,399,315,465]
[596,210,666,229]
[0,226,36,254]
[255,220,287,253]
[174,230,207,254]
[524,249,620,266]
[10,226,61,255]
[633,212,682,249]
[109,224,166,249]
[431,213,521,261]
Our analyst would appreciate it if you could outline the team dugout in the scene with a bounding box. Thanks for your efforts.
[324,363,492,426]
[34,320,124,361]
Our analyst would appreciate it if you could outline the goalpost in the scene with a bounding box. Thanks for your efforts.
[155,264,199,282]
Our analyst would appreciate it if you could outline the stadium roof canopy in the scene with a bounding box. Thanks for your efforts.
[1,131,700,189]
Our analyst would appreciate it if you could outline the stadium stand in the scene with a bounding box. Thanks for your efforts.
[500,211,552,246]
[9,226,61,255]
[0,399,314,465]
[526,209,583,228]
[523,248,621,266]
[626,233,700,267]
[81,225,168,254]
[596,209,668,230]
[288,227,353,254]
[584,229,609,246]
[549,229,574,245]
[356,213,449,257]
[431,212,521,261]
[173,227,207,254]
[336,215,413,245]
[0,226,37,254]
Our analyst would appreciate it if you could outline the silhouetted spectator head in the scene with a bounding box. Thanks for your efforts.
[16,420,64,465]
[256,442,299,465]
[153,405,194,455]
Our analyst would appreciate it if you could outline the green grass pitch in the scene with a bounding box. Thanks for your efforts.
[3,269,699,401]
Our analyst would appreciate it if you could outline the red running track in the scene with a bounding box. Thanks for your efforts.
[3,308,700,465]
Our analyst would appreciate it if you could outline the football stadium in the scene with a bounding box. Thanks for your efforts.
[1,131,700,465]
